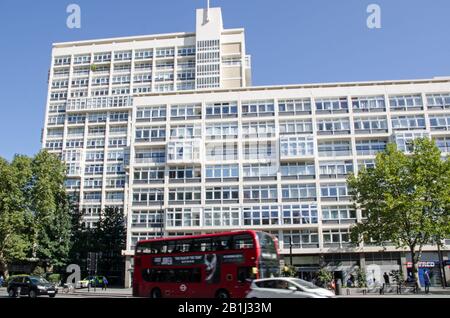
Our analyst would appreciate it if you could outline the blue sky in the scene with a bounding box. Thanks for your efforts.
[0,0,450,160]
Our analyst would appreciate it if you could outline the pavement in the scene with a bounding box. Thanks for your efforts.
[1,287,449,298]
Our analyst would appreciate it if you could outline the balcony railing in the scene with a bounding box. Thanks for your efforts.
[67,95,133,112]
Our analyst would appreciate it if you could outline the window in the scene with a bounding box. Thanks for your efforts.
[205,165,239,181]
[429,115,450,130]
[135,49,153,60]
[317,118,351,134]
[389,94,423,110]
[319,161,353,177]
[205,186,239,203]
[352,96,385,112]
[66,139,84,149]
[204,207,240,227]
[278,99,312,115]
[84,178,104,189]
[206,102,238,118]
[391,115,426,130]
[435,137,450,154]
[354,116,388,133]
[93,52,111,63]
[280,163,315,179]
[132,210,163,229]
[134,168,165,184]
[110,112,129,122]
[88,126,105,136]
[279,120,313,135]
[54,56,71,66]
[133,188,164,206]
[88,113,107,123]
[74,54,91,64]
[48,115,65,126]
[242,121,276,138]
[323,229,351,246]
[106,163,125,174]
[243,206,279,226]
[358,159,376,170]
[283,230,319,249]
[85,151,104,162]
[109,125,127,135]
[318,140,351,157]
[67,113,86,124]
[322,206,356,223]
[155,47,175,58]
[315,97,348,113]
[68,127,84,137]
[106,177,125,188]
[135,126,166,142]
[84,192,101,203]
[356,139,387,156]
[169,166,201,182]
[280,136,315,158]
[282,204,318,225]
[243,185,278,202]
[242,100,275,117]
[135,148,166,164]
[282,184,316,201]
[45,140,63,150]
[108,137,126,148]
[92,76,109,86]
[243,164,277,179]
[178,46,196,56]
[106,191,124,202]
[170,124,201,139]
[134,74,152,83]
[86,138,105,149]
[82,205,101,217]
[167,140,201,162]
[170,104,201,120]
[320,183,350,200]
[136,106,166,122]
[114,51,132,61]
[394,132,429,153]
[426,93,450,109]
[206,143,238,161]
[243,141,276,160]
[205,122,238,140]
[107,150,125,161]
[168,187,201,203]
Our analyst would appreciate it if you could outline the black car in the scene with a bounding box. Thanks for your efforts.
[7,275,58,298]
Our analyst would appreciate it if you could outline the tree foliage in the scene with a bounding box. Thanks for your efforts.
[348,138,450,285]
[0,151,72,275]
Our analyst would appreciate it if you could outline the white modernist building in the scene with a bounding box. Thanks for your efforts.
[42,7,450,287]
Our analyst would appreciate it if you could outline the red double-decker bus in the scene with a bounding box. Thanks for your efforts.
[132,230,280,298]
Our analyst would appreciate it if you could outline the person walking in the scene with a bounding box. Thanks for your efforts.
[383,272,390,286]
[102,276,108,291]
[0,274,4,287]
[424,270,431,294]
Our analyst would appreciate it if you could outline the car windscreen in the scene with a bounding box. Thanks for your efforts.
[30,277,49,284]
[291,278,320,289]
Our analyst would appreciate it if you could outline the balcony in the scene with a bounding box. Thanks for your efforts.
[67,95,133,112]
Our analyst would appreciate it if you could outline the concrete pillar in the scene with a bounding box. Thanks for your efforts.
[400,252,408,281]
[124,256,132,288]
[359,252,366,270]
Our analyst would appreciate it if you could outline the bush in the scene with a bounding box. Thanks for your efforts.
[32,266,45,276]
[317,268,333,287]
[47,274,61,284]
[356,267,367,288]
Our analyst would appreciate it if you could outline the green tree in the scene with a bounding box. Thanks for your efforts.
[0,156,33,277]
[348,138,450,288]
[30,151,72,270]
[95,207,126,279]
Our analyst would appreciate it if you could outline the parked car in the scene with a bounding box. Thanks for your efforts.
[7,275,58,298]
[246,277,335,298]
[78,275,107,288]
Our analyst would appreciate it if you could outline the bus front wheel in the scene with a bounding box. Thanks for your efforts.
[150,288,162,298]
[215,289,230,299]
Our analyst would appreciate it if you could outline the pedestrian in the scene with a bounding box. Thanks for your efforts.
[424,270,431,294]
[383,272,390,286]
[346,274,354,288]
[102,276,108,291]
[0,274,4,287]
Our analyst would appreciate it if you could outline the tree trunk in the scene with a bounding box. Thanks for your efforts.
[410,248,421,290]
[0,258,9,278]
